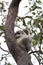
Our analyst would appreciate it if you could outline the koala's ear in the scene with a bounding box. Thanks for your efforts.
[23,29,28,35]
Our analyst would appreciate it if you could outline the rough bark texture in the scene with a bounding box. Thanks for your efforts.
[4,0,33,65]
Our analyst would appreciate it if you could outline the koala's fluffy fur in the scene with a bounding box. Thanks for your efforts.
[15,29,32,52]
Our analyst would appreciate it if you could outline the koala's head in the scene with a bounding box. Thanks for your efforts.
[15,29,32,52]
[15,29,28,39]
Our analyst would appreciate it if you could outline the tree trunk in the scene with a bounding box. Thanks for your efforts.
[4,0,33,65]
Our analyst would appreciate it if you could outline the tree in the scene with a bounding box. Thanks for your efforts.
[0,0,43,65]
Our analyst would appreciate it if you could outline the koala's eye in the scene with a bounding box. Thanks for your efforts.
[17,32,20,34]
[15,31,21,35]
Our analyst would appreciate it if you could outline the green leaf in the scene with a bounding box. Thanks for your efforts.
[23,19,26,26]
[36,0,42,4]
[32,12,35,15]
[33,33,41,45]
[0,26,4,31]
[33,19,40,27]
[0,32,3,36]
[28,16,32,19]
[30,4,41,11]
[7,63,12,65]
[33,18,43,27]
[36,6,41,9]
[33,36,39,45]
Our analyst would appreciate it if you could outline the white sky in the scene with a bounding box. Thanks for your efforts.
[0,0,43,65]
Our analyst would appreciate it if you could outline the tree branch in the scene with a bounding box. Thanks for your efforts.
[0,46,9,53]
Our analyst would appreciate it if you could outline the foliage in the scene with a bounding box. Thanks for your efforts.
[0,0,43,65]
[7,63,12,65]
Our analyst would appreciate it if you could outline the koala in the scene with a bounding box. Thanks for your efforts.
[15,29,32,52]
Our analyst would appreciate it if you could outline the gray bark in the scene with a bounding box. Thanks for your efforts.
[4,0,33,65]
